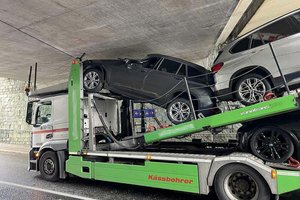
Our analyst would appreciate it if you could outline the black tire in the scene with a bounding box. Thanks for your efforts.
[214,164,271,200]
[250,126,294,163]
[83,68,104,92]
[39,151,59,181]
[167,98,193,124]
[235,73,271,105]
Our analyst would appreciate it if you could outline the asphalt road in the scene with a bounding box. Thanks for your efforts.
[0,152,298,200]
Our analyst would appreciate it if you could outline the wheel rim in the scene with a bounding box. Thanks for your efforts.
[169,102,191,123]
[43,158,55,175]
[84,71,101,89]
[238,78,266,103]
[224,171,259,200]
[253,129,290,161]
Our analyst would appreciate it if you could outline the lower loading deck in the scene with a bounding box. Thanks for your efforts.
[66,150,300,196]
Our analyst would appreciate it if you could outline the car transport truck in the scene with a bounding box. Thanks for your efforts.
[26,59,300,200]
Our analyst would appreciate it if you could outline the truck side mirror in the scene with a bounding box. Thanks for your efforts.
[26,102,33,124]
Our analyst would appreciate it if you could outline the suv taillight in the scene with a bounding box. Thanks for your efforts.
[211,62,223,73]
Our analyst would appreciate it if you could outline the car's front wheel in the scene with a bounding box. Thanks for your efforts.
[83,68,104,92]
[235,73,271,105]
[167,98,193,124]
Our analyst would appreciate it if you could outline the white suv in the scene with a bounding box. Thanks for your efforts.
[212,9,300,105]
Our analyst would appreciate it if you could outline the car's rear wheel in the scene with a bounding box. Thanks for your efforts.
[235,73,271,105]
[83,68,104,92]
[250,126,294,163]
[167,98,193,124]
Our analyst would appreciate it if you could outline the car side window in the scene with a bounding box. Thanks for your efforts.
[258,17,297,43]
[250,32,264,48]
[290,11,300,33]
[157,59,181,74]
[176,64,186,76]
[231,36,251,53]
[187,66,205,77]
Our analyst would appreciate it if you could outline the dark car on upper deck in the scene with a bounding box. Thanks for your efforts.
[82,54,217,124]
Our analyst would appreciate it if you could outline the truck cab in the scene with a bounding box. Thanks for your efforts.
[26,94,69,149]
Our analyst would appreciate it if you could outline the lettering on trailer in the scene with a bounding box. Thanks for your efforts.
[240,106,270,116]
[148,175,193,184]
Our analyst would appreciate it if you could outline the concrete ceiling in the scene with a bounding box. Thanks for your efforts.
[0,0,237,84]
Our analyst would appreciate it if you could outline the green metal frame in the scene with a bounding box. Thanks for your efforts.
[68,59,83,153]
[145,95,298,143]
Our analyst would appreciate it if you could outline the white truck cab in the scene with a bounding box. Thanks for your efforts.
[28,94,69,148]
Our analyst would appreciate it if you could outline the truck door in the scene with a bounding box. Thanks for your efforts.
[32,101,53,147]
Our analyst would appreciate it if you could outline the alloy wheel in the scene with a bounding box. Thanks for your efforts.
[252,129,291,162]
[169,102,191,123]
[84,71,100,90]
[238,78,266,103]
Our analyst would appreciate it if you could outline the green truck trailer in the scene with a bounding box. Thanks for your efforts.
[27,59,300,200]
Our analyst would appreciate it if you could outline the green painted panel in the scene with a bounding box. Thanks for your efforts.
[277,170,300,194]
[68,60,82,153]
[66,156,199,194]
[145,95,298,143]
[94,161,199,193]
[66,156,93,179]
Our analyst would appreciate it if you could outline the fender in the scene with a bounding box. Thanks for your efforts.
[38,139,68,153]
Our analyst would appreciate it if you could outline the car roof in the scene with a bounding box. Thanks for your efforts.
[147,54,207,70]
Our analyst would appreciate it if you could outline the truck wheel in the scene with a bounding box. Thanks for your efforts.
[250,126,294,163]
[39,151,59,181]
[214,164,271,200]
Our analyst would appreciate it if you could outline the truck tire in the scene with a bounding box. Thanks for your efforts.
[214,164,271,200]
[39,151,59,181]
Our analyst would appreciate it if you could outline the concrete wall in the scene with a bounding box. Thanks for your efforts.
[0,78,31,144]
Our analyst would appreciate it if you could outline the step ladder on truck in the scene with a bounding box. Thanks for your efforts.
[26,59,300,200]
